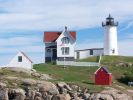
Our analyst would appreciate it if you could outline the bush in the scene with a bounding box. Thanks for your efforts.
[118,73,133,84]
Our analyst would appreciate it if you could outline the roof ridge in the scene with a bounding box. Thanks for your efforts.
[20,51,33,63]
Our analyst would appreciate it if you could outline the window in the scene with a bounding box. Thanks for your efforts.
[18,56,22,62]
[90,50,93,55]
[61,37,69,44]
[112,49,115,54]
[47,49,51,53]
[61,47,69,55]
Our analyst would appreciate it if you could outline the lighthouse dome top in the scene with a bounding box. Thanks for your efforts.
[102,14,118,27]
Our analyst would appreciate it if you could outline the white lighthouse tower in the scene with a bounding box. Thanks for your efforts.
[102,14,118,55]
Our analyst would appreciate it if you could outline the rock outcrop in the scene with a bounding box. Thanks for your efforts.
[0,67,132,100]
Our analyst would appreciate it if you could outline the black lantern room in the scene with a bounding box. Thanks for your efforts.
[102,14,118,27]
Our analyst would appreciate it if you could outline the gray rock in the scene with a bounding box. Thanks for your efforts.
[0,82,7,88]
[0,88,8,100]
[52,94,71,100]
[34,96,42,100]
[70,85,79,91]
[93,93,114,100]
[5,76,18,81]
[40,74,52,80]
[57,82,67,88]
[8,88,26,100]
[57,82,72,91]
[21,78,37,86]
[38,81,59,95]
[82,93,90,99]
[101,87,132,100]
[35,92,42,98]
[31,72,41,77]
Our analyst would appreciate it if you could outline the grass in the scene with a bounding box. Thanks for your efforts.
[101,55,133,65]
[34,56,133,92]
[34,64,103,92]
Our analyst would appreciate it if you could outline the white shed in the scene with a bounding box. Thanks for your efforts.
[75,48,104,59]
[8,52,33,69]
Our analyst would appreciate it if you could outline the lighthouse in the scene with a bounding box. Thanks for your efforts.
[102,14,118,55]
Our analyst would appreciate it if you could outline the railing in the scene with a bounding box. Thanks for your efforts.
[57,61,99,67]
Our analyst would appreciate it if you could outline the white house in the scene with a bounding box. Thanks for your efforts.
[7,52,33,69]
[75,48,104,60]
[44,27,76,63]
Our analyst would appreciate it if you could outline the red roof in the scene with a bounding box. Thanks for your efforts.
[95,67,111,74]
[44,31,76,42]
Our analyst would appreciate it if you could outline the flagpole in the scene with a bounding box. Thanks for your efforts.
[64,48,66,69]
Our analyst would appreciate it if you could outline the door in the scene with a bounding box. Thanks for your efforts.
[52,49,57,60]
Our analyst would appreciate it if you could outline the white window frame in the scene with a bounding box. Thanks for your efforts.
[61,47,69,55]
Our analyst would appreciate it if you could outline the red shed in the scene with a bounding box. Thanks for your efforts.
[95,67,112,85]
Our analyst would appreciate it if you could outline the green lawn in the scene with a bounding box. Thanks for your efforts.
[33,56,133,92]
[33,64,104,92]
[101,56,133,65]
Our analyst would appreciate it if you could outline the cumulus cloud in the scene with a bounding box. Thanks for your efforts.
[0,36,41,46]
[0,0,133,30]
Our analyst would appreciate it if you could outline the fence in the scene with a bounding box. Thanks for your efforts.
[57,61,99,67]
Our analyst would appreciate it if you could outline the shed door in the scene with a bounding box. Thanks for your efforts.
[77,52,80,59]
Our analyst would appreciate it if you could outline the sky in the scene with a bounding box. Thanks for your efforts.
[0,0,133,65]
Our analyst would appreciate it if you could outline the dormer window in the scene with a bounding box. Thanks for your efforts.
[61,37,69,44]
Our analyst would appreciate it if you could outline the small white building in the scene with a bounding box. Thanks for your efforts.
[75,48,104,59]
[7,52,33,69]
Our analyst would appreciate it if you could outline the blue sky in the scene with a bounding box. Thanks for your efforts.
[0,0,133,65]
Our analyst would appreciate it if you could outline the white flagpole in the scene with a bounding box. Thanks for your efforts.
[64,48,66,69]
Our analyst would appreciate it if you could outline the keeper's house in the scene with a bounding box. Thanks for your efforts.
[44,27,76,63]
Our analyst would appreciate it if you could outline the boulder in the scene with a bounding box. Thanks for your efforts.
[31,72,41,77]
[38,81,59,95]
[52,94,71,100]
[101,87,132,100]
[21,78,37,86]
[25,89,36,100]
[5,76,18,81]
[40,74,52,80]
[34,96,42,100]
[93,93,114,100]
[57,82,72,91]
[0,82,7,88]
[0,88,8,100]
[70,85,79,91]
[82,93,90,100]
[8,88,25,100]
[57,82,67,88]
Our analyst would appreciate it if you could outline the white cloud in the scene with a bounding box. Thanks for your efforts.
[0,36,41,46]
[0,0,133,30]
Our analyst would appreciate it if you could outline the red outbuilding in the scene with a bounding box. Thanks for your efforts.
[95,67,112,85]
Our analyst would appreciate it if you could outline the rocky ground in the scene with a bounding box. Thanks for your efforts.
[0,67,133,100]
